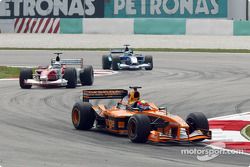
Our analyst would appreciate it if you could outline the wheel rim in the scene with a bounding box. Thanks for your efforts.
[128,120,136,139]
[72,108,80,126]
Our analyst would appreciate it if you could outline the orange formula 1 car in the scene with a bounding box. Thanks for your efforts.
[72,87,211,143]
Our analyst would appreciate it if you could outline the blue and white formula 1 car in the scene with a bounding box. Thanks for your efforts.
[102,45,153,71]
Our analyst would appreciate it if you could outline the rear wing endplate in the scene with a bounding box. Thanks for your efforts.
[82,89,128,102]
[51,58,83,68]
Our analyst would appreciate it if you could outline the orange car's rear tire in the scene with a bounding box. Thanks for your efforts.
[128,114,151,143]
[72,102,96,130]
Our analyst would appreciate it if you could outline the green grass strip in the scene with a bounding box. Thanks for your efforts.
[246,126,250,138]
[0,66,21,79]
[241,125,250,141]
[1,47,250,53]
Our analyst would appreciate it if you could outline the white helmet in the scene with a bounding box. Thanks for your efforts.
[53,61,61,69]
[124,51,132,56]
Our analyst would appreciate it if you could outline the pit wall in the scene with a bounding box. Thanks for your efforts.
[1,18,250,36]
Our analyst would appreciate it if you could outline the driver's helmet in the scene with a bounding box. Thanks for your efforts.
[53,61,61,69]
[125,46,129,52]
[137,100,150,110]
[124,51,132,56]
[128,91,140,104]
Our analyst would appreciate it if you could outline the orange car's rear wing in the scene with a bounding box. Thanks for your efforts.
[82,89,128,102]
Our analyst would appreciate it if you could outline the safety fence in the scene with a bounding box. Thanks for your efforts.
[1,18,250,36]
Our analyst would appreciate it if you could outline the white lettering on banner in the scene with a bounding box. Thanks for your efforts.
[163,0,179,14]
[126,0,136,15]
[0,0,97,17]
[13,0,22,16]
[68,0,84,16]
[141,0,146,15]
[23,0,35,16]
[0,0,222,17]
[195,0,209,14]
[114,0,125,15]
[0,0,11,16]
[151,0,161,15]
[180,0,193,15]
[210,0,218,14]
[113,0,220,16]
[53,0,68,16]
[36,0,53,16]
[85,0,95,16]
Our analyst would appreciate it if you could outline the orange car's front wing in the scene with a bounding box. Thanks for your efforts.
[148,129,212,142]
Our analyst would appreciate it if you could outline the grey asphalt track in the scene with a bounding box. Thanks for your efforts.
[0,51,250,167]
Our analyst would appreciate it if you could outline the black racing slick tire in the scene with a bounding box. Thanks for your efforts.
[186,112,209,133]
[19,68,33,89]
[144,55,153,71]
[128,114,151,143]
[80,65,94,86]
[102,55,111,70]
[186,112,209,142]
[72,102,96,130]
[64,68,77,88]
[112,56,120,71]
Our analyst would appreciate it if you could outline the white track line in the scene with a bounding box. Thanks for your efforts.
[0,78,18,81]
[209,112,250,121]
[207,112,250,156]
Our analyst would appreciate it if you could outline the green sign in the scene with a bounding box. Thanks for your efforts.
[60,18,83,34]
[105,0,227,18]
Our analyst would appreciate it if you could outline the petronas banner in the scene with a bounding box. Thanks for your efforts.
[0,0,227,19]
[105,0,228,18]
[0,0,104,18]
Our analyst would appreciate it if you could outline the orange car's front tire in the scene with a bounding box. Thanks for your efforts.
[186,112,209,142]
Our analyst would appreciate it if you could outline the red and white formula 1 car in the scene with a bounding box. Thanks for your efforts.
[19,53,94,89]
